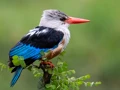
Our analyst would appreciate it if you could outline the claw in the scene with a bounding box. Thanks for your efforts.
[40,61,54,68]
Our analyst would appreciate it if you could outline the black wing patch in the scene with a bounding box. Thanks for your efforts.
[20,26,64,48]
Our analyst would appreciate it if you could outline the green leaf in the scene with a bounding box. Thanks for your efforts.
[69,77,76,82]
[95,81,101,86]
[76,81,83,86]
[27,66,32,71]
[31,67,42,78]
[78,74,90,81]
[85,74,91,79]
[42,57,47,61]
[84,82,94,87]
[67,70,75,76]
[0,63,7,71]
[9,67,14,72]
[12,55,20,66]
[12,59,19,66]
[19,56,26,68]
[60,51,66,56]
[57,61,63,66]
[45,84,56,89]
[34,73,41,77]
[12,55,19,60]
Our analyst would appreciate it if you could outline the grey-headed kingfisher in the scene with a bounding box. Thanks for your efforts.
[8,9,90,87]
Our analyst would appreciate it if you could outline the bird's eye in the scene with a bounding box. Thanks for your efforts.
[60,17,66,21]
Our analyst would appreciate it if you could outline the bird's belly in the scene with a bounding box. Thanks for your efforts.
[62,33,70,51]
[57,27,70,51]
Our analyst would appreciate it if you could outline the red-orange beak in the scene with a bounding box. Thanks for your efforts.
[65,17,90,24]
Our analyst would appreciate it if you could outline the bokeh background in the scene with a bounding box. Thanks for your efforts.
[0,0,120,90]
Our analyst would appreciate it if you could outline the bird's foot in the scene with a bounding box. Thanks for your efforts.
[40,61,54,68]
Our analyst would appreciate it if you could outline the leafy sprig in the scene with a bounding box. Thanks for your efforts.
[43,61,101,90]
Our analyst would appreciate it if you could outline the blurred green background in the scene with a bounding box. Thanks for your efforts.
[0,0,120,90]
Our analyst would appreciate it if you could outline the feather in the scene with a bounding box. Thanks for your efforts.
[10,67,23,87]
[9,43,42,60]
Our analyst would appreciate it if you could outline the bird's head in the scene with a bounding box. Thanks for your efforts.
[39,9,90,29]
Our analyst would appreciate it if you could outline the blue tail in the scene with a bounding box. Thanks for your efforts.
[10,67,23,87]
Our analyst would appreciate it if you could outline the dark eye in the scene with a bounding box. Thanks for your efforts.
[60,17,66,21]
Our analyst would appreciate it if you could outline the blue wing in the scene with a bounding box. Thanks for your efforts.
[9,42,49,60]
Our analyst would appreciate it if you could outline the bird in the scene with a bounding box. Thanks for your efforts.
[8,9,90,87]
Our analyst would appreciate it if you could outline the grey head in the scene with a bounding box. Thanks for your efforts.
[42,9,69,21]
[39,9,70,28]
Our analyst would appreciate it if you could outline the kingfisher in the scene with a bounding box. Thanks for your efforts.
[8,9,90,87]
